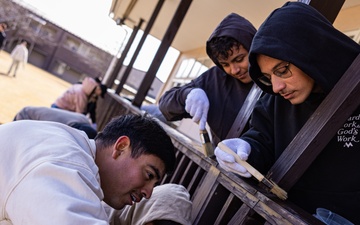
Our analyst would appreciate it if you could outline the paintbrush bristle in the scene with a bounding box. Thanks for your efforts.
[270,183,288,200]
[266,180,288,200]
[199,130,214,156]
[203,142,214,156]
[261,178,288,200]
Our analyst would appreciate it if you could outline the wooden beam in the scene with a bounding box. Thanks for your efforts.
[306,0,345,23]
[132,0,193,107]
[104,19,143,88]
[116,0,165,94]
[114,20,144,93]
[226,85,262,139]
[309,0,345,23]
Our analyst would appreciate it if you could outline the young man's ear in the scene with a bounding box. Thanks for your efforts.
[112,136,130,159]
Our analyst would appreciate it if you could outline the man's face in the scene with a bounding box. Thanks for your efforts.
[95,85,102,97]
[217,45,252,84]
[100,143,166,210]
[257,54,315,105]
[0,23,6,31]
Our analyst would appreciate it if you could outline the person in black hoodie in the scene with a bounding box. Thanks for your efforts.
[215,2,360,224]
[0,22,8,50]
[159,13,256,145]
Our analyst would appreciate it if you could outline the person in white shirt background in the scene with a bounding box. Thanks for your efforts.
[7,39,28,77]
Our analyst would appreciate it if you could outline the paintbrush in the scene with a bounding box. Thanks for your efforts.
[199,129,214,157]
[218,142,288,200]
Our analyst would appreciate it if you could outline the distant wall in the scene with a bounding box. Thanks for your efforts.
[334,5,360,32]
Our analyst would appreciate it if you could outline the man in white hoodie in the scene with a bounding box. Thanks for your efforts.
[7,40,28,77]
[0,114,176,225]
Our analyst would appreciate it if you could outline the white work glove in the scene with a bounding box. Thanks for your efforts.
[185,88,209,130]
[214,138,252,178]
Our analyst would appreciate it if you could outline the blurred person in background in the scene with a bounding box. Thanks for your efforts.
[0,22,8,51]
[7,39,28,77]
[14,106,97,138]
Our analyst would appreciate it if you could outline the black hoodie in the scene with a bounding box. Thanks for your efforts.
[206,13,256,71]
[159,13,256,141]
[242,2,360,223]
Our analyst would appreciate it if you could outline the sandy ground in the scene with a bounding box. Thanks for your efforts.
[0,50,71,124]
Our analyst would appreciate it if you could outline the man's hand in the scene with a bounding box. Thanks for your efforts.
[185,88,209,130]
[215,138,252,177]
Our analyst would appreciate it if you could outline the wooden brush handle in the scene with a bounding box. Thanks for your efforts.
[218,143,288,200]
[218,142,265,181]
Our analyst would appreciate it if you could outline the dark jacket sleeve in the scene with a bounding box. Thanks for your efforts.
[159,66,252,141]
[158,83,194,121]
[158,67,217,122]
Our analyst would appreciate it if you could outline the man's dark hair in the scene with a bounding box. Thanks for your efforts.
[95,114,176,174]
[94,77,107,98]
[70,122,97,139]
[19,39,28,47]
[207,36,242,61]
[153,220,181,225]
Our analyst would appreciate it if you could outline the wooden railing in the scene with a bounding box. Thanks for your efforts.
[95,93,323,224]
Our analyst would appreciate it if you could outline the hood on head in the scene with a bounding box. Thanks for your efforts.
[118,183,192,225]
[82,77,99,96]
[94,77,107,98]
[206,13,256,69]
[249,1,360,95]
